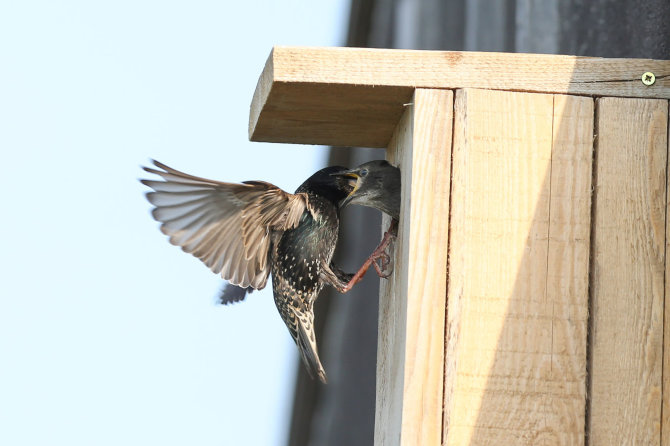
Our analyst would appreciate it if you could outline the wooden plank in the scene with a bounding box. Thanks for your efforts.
[249,46,670,147]
[375,89,452,446]
[544,95,594,443]
[589,97,668,445]
[664,101,670,446]
[444,89,593,445]
[376,98,413,446]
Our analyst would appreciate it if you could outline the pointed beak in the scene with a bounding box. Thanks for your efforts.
[331,170,361,206]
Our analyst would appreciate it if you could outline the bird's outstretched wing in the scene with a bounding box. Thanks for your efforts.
[218,283,254,305]
[141,160,307,290]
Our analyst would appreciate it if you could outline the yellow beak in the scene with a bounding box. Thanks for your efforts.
[343,173,362,196]
[331,170,362,205]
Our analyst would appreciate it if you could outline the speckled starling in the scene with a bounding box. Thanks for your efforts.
[332,160,401,290]
[141,160,356,383]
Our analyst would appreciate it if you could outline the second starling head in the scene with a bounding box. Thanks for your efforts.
[332,160,401,220]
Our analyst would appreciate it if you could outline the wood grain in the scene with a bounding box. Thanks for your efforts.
[249,46,670,147]
[664,100,670,446]
[376,99,412,446]
[444,89,593,445]
[375,89,452,446]
[589,97,668,445]
[544,95,594,444]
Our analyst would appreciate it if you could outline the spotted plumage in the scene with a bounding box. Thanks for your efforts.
[141,161,354,383]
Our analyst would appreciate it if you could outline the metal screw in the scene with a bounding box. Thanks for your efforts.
[642,72,656,86]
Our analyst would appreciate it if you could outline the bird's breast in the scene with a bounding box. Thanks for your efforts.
[271,199,339,307]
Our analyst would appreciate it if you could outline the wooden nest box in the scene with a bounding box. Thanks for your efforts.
[250,46,670,446]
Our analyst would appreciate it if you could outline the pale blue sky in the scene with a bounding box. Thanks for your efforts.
[0,1,348,445]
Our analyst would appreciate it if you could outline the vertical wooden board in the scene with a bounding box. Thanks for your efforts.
[375,89,452,446]
[376,102,412,446]
[444,89,592,445]
[401,89,452,445]
[590,97,667,445]
[664,100,670,446]
[545,95,593,443]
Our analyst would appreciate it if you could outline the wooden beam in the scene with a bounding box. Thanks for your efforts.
[589,97,668,445]
[444,89,592,444]
[249,46,670,147]
[375,89,452,446]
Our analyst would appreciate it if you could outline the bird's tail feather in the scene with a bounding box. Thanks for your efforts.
[295,315,327,384]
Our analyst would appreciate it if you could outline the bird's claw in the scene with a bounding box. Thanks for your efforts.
[372,251,393,278]
[341,220,398,292]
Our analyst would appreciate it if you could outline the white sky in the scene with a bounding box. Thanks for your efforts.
[0,1,348,445]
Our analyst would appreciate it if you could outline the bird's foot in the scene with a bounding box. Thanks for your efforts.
[340,219,398,293]
[372,251,393,278]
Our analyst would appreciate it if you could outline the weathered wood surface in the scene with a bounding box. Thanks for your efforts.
[665,102,670,446]
[589,97,668,445]
[375,89,452,446]
[444,89,593,445]
[249,46,670,147]
[544,95,594,444]
[666,104,670,446]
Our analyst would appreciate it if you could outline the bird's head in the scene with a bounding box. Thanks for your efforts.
[330,160,401,219]
[296,166,355,205]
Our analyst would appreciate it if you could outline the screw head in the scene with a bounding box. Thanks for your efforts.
[642,72,656,86]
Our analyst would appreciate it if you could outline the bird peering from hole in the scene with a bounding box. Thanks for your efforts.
[141,160,357,383]
[331,159,401,291]
[337,160,400,221]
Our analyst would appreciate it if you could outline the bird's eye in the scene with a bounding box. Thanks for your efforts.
[360,168,369,177]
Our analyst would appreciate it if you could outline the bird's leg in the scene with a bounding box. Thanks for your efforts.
[321,261,355,293]
[340,219,398,293]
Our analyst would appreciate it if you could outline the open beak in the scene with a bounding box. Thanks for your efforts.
[331,170,361,206]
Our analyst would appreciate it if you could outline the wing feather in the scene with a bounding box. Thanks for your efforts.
[141,160,307,289]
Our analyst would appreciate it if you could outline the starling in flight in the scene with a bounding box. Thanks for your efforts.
[141,160,356,383]
[332,160,401,290]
